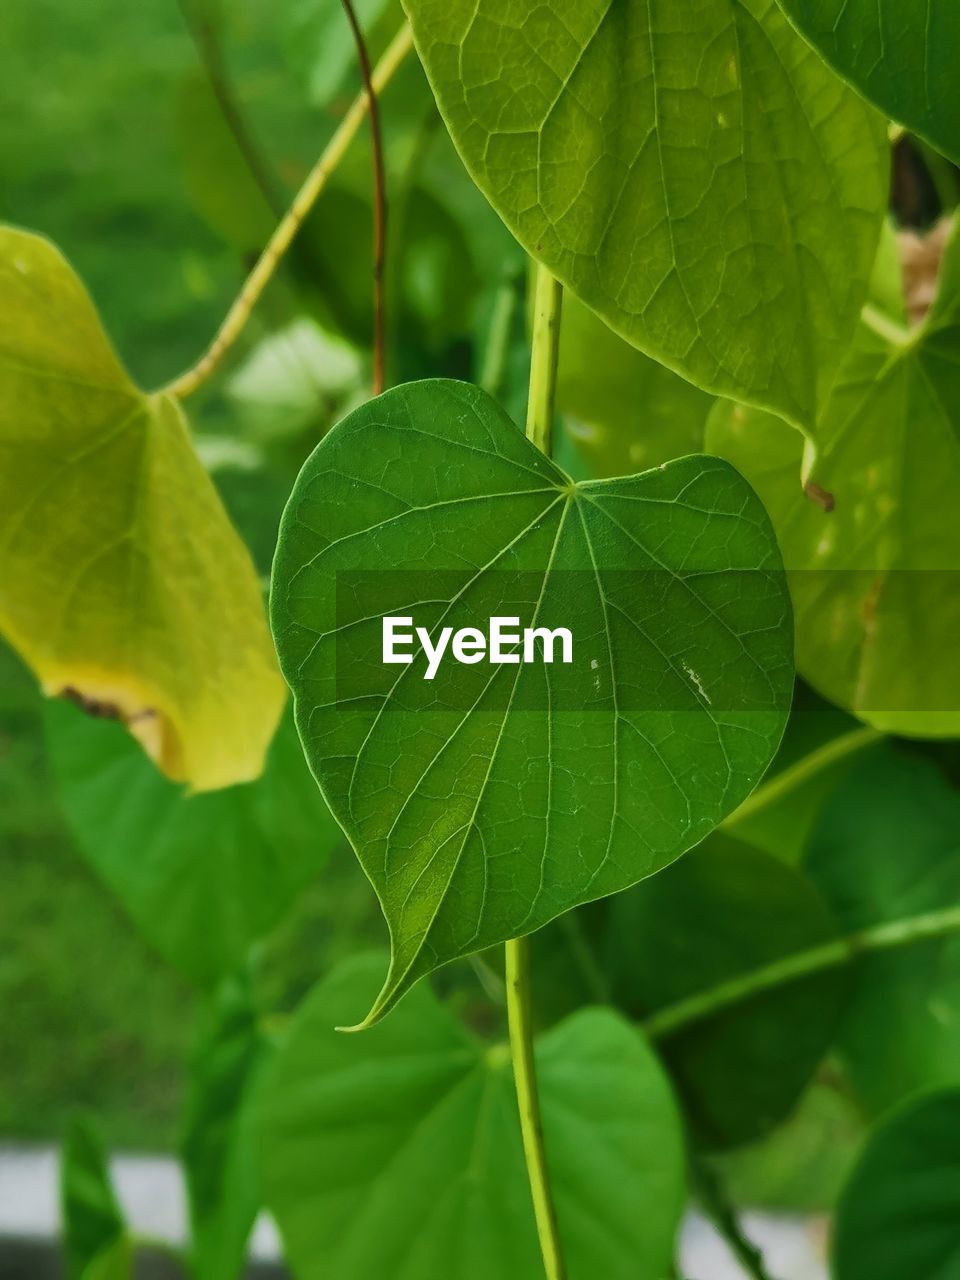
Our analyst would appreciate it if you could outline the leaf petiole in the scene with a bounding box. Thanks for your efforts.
[506,259,567,1280]
[164,22,414,401]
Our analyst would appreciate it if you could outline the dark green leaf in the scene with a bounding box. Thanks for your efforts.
[405,0,888,428]
[47,701,341,986]
[182,973,271,1280]
[257,954,685,1280]
[607,835,848,1147]
[806,747,960,1114]
[833,1087,960,1280]
[777,0,960,164]
[61,1116,126,1280]
[270,379,793,1024]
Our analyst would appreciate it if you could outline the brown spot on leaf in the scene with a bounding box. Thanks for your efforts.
[803,481,835,513]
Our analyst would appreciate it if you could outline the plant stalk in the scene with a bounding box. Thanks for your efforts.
[505,937,567,1280]
[525,263,563,454]
[645,901,960,1040]
[165,22,414,401]
[505,260,566,1280]
[339,0,388,395]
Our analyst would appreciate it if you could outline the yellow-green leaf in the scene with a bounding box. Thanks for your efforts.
[0,226,284,790]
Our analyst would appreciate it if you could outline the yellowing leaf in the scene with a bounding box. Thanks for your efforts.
[0,226,284,790]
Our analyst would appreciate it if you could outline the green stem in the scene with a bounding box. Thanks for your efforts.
[164,22,413,400]
[723,725,881,828]
[505,937,567,1280]
[645,902,960,1040]
[525,263,563,453]
[504,260,566,1280]
[689,1155,775,1280]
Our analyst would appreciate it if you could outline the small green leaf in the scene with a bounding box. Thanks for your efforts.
[257,954,685,1280]
[833,1087,960,1280]
[271,379,793,1024]
[0,226,285,789]
[707,221,960,737]
[404,0,888,428]
[607,835,848,1147]
[46,700,342,986]
[61,1117,126,1280]
[777,0,960,165]
[182,974,271,1280]
[806,747,960,1114]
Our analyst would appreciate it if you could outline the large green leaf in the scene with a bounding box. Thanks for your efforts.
[607,835,848,1148]
[271,379,793,1024]
[707,220,960,737]
[404,0,887,428]
[46,700,340,986]
[257,954,685,1280]
[182,974,271,1280]
[82,1239,134,1280]
[555,293,713,480]
[806,747,960,1114]
[0,225,284,789]
[833,1088,960,1280]
[777,0,960,165]
[61,1117,127,1280]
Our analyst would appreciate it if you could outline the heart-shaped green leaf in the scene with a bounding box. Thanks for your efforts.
[707,221,960,737]
[777,0,960,165]
[257,953,685,1280]
[833,1088,960,1280]
[46,701,342,986]
[404,0,887,429]
[0,225,285,790]
[271,379,793,1024]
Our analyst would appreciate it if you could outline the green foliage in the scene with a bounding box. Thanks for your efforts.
[833,1088,960,1280]
[806,747,960,1114]
[405,0,888,429]
[3,3,960,1277]
[777,0,960,164]
[607,836,848,1148]
[60,1116,128,1280]
[708,220,960,738]
[555,292,713,480]
[46,700,341,986]
[182,974,272,1280]
[257,953,685,1280]
[271,378,793,1024]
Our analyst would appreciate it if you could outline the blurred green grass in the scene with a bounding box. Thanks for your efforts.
[0,644,194,1149]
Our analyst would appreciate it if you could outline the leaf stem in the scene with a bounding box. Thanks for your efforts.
[504,260,567,1280]
[164,22,414,401]
[176,0,285,222]
[645,901,960,1040]
[505,936,567,1280]
[723,725,881,829]
[689,1154,776,1280]
[525,262,563,453]
[339,0,388,395]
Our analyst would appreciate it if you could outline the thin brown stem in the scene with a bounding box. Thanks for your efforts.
[164,24,413,401]
[340,0,388,396]
[176,0,284,222]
